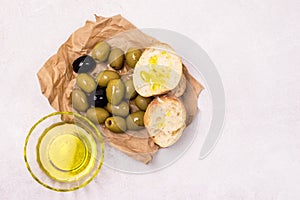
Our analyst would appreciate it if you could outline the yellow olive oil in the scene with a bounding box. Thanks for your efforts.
[36,122,97,182]
[138,53,175,92]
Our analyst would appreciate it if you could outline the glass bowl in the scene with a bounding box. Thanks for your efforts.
[24,111,104,192]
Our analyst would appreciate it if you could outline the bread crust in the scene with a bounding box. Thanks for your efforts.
[144,95,186,147]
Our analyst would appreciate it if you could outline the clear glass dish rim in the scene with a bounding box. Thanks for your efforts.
[23,111,105,192]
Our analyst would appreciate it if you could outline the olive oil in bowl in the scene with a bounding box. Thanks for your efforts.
[37,122,97,182]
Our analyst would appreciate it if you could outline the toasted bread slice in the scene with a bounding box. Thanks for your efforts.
[144,95,186,147]
[133,43,182,97]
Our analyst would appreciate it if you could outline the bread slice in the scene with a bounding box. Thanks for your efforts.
[133,43,183,97]
[144,95,186,147]
[169,74,187,97]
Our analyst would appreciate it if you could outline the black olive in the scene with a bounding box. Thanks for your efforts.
[72,55,96,73]
[94,86,108,107]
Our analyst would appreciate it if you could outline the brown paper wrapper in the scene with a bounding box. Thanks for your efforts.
[37,15,203,164]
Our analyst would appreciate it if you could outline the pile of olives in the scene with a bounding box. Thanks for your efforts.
[71,41,151,133]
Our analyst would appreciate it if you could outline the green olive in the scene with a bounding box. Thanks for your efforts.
[135,95,152,111]
[72,89,89,112]
[96,70,120,87]
[86,107,110,124]
[125,47,142,68]
[108,48,124,70]
[92,41,111,62]
[124,79,137,99]
[106,102,129,117]
[76,73,97,93]
[105,116,127,133]
[126,111,145,130]
[106,79,125,105]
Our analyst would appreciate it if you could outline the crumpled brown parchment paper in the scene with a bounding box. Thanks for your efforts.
[37,15,203,164]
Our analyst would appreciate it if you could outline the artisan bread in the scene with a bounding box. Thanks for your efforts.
[133,43,183,97]
[169,74,187,97]
[144,95,186,147]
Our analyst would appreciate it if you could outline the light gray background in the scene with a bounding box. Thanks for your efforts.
[1,0,299,199]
